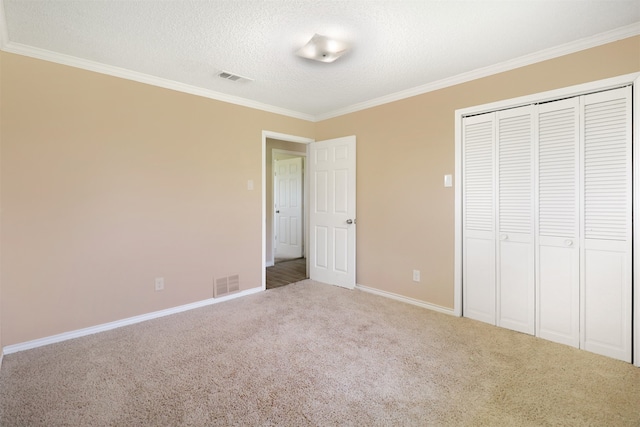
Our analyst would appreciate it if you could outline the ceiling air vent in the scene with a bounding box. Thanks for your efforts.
[217,70,252,83]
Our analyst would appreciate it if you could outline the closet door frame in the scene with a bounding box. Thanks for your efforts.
[454,72,640,367]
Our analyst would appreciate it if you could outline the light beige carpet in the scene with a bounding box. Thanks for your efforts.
[0,280,638,426]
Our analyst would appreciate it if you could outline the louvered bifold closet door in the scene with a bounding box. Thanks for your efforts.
[496,106,535,335]
[536,97,581,348]
[462,113,496,325]
[580,86,632,362]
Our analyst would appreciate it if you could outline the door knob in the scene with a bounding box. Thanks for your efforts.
[276,210,280,213]
[346,219,353,224]
[500,234,508,240]
[565,239,573,246]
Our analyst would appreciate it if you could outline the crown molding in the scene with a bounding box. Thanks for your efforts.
[315,22,640,121]
[0,41,316,122]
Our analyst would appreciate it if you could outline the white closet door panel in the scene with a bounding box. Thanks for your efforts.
[498,236,534,333]
[537,236,580,347]
[536,98,580,347]
[496,106,534,334]
[581,87,632,362]
[463,113,495,324]
[583,242,630,361]
[464,232,496,324]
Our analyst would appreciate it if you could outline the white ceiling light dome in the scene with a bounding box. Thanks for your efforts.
[296,33,350,63]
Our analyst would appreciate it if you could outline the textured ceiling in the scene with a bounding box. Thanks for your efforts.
[2,1,639,121]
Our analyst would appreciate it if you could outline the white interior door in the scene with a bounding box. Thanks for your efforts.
[536,97,581,348]
[309,136,356,289]
[462,113,496,325]
[580,87,632,362]
[275,157,303,259]
[496,106,535,335]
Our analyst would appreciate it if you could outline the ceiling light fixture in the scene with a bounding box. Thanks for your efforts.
[296,33,349,63]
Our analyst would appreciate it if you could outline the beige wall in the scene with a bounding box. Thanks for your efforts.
[1,53,314,345]
[1,36,639,347]
[265,138,307,264]
[315,36,640,309]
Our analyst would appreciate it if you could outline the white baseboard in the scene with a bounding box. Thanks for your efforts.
[355,284,456,316]
[3,287,263,355]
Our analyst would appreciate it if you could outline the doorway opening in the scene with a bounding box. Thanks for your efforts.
[268,148,307,289]
[262,132,313,290]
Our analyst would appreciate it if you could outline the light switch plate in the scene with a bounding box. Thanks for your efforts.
[444,174,452,187]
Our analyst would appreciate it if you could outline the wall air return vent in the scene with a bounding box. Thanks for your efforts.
[217,71,252,83]
[214,274,241,298]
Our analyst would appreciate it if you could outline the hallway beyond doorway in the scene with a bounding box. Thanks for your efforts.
[266,258,307,289]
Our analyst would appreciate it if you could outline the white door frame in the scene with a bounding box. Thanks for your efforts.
[272,149,307,264]
[262,131,314,291]
[454,72,640,367]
